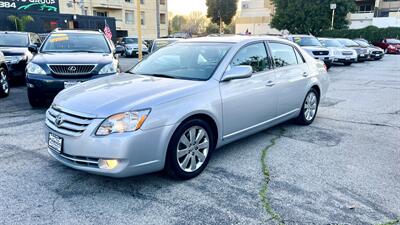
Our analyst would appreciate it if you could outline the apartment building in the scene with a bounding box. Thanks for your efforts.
[59,0,168,39]
[235,0,279,35]
[350,0,400,28]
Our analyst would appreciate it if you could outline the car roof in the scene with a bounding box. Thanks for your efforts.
[155,38,180,41]
[0,31,30,35]
[287,34,314,37]
[179,35,287,44]
[51,29,103,34]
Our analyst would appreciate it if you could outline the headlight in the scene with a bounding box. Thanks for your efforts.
[5,55,25,64]
[96,109,151,136]
[26,63,46,75]
[99,61,118,74]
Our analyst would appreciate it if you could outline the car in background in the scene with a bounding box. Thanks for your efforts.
[25,29,123,107]
[150,38,179,53]
[319,38,357,66]
[119,37,149,57]
[354,39,384,60]
[0,51,10,98]
[336,38,369,62]
[373,38,400,54]
[0,31,41,82]
[45,36,329,179]
[286,35,334,69]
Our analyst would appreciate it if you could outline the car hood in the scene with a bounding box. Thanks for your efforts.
[53,74,207,118]
[301,46,329,51]
[125,44,148,49]
[32,52,113,64]
[0,47,28,55]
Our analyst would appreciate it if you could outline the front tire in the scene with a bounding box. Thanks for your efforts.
[297,89,319,125]
[0,67,10,98]
[165,119,214,180]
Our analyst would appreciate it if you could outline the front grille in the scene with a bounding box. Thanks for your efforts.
[372,51,381,54]
[342,51,353,55]
[49,64,96,76]
[312,51,329,56]
[50,148,99,168]
[46,105,95,137]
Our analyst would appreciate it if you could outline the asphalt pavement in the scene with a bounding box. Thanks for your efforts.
[0,55,399,225]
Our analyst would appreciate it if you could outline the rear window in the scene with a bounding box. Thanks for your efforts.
[269,42,299,68]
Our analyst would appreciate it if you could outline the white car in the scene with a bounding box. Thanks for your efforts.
[319,38,357,66]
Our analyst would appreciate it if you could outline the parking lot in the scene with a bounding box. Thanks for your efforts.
[0,55,399,224]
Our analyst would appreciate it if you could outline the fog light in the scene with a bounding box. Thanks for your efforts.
[98,159,119,170]
[26,83,34,88]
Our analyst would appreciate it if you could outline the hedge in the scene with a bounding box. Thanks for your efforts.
[320,26,400,42]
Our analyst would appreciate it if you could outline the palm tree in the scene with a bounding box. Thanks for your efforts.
[7,15,35,31]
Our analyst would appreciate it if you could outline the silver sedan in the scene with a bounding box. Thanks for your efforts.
[45,36,329,179]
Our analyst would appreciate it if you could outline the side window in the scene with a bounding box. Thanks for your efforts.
[294,48,305,63]
[230,43,271,73]
[34,34,41,45]
[268,42,298,68]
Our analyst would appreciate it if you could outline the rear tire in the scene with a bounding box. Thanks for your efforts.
[0,66,10,98]
[297,89,319,125]
[28,89,45,107]
[165,119,214,180]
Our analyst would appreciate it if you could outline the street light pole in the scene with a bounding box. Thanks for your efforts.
[330,4,337,30]
[136,0,143,61]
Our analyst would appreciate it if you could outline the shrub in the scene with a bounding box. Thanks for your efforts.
[320,26,400,42]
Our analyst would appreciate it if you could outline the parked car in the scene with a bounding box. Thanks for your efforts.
[150,38,179,53]
[119,37,149,57]
[0,31,41,82]
[26,29,123,107]
[354,39,384,60]
[336,38,369,62]
[0,51,10,98]
[373,38,400,54]
[286,35,334,69]
[45,36,329,179]
[318,38,357,66]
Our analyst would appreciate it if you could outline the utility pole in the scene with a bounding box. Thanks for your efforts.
[218,10,223,35]
[330,3,336,30]
[136,0,143,61]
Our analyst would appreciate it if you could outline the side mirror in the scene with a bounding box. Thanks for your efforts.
[222,65,253,82]
[28,44,38,53]
[115,45,125,54]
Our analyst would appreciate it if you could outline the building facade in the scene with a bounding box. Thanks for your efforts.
[235,0,279,35]
[58,0,168,39]
[350,0,400,29]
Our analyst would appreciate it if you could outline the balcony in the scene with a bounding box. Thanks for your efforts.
[93,0,123,9]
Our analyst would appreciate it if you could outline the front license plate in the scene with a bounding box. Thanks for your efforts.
[346,57,350,60]
[64,81,80,89]
[49,133,63,153]
[360,54,365,57]
[375,54,380,57]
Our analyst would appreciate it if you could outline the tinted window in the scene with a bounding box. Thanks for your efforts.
[292,36,322,47]
[41,33,110,53]
[320,39,343,47]
[269,42,298,68]
[231,43,271,73]
[0,33,29,47]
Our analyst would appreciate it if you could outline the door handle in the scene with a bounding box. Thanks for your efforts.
[266,80,275,87]
[302,72,309,77]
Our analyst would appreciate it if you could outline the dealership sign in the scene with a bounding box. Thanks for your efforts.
[0,0,59,13]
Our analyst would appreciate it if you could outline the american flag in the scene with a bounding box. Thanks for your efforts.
[104,20,112,40]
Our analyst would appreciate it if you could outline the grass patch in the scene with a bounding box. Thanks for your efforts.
[378,217,400,225]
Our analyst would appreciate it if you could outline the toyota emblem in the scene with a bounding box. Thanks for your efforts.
[67,66,77,72]
[55,114,64,127]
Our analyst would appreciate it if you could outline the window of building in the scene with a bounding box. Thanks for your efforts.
[359,4,372,12]
[230,43,271,73]
[125,10,134,24]
[140,11,145,25]
[94,11,108,17]
[268,42,299,68]
[140,0,144,4]
[125,0,132,2]
[160,0,166,5]
[160,13,166,24]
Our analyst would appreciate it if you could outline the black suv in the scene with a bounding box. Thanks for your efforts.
[26,29,123,107]
[0,51,10,97]
[0,31,41,82]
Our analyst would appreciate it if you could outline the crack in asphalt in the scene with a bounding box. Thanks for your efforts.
[319,116,400,129]
[260,128,286,225]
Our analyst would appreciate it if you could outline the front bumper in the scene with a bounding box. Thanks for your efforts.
[357,53,369,61]
[387,48,400,54]
[369,52,384,59]
[313,55,334,64]
[334,57,357,63]
[125,49,149,56]
[26,73,115,99]
[45,120,174,178]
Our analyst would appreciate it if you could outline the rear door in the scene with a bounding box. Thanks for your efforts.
[267,41,309,116]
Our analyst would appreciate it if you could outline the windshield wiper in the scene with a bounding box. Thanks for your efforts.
[141,73,177,79]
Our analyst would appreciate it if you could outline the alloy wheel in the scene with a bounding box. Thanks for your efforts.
[176,126,210,173]
[0,69,9,95]
[304,92,317,121]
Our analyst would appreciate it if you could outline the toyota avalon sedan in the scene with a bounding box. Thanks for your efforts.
[45,36,329,180]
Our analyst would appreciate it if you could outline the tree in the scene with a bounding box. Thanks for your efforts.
[7,15,34,31]
[170,15,187,34]
[271,0,356,35]
[185,11,208,34]
[206,0,238,31]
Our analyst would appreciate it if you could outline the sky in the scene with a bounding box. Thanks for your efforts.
[168,0,208,15]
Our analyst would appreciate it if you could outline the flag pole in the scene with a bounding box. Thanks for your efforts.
[136,0,143,61]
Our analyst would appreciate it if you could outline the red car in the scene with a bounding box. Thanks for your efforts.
[373,38,400,54]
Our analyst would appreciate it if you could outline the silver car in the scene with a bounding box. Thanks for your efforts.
[45,36,329,179]
[318,38,357,66]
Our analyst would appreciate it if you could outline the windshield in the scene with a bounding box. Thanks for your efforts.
[41,33,110,53]
[0,33,28,47]
[320,39,343,47]
[293,36,322,47]
[124,38,138,44]
[337,39,360,47]
[387,39,400,44]
[131,42,232,81]
[355,40,369,47]
[152,40,178,52]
